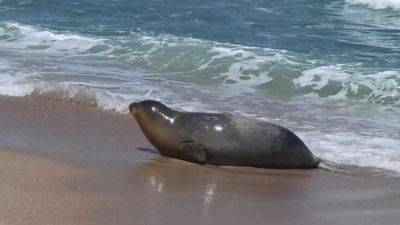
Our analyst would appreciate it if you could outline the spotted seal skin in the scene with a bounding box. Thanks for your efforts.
[129,100,321,169]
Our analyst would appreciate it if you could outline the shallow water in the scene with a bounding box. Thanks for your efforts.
[0,0,399,173]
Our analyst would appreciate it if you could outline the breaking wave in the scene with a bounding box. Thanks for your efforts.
[346,0,400,10]
[1,21,399,108]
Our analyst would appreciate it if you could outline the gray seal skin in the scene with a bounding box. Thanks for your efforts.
[129,100,321,169]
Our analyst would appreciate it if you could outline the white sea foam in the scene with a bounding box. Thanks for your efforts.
[0,72,41,96]
[294,65,400,105]
[299,131,400,174]
[253,7,275,14]
[119,32,291,90]
[206,46,283,92]
[346,0,400,10]
[0,22,106,53]
[0,74,137,111]
[43,84,135,112]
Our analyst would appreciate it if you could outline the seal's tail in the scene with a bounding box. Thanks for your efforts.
[315,157,352,175]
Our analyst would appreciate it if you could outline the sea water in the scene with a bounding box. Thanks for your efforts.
[0,0,399,173]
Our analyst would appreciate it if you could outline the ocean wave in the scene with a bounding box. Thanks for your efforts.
[0,22,106,53]
[0,72,38,97]
[1,21,400,107]
[345,0,400,10]
[0,21,300,94]
[109,32,298,92]
[293,65,400,106]
[0,75,133,111]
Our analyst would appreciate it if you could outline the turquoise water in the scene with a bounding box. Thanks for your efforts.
[0,0,399,173]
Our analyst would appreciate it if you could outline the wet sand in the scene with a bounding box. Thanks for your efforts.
[1,95,400,225]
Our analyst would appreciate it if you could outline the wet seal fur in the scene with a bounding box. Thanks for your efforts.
[130,100,334,170]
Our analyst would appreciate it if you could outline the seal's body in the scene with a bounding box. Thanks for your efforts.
[130,100,320,169]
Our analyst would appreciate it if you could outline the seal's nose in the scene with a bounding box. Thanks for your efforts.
[129,102,137,117]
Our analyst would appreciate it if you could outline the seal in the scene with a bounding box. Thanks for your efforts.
[129,100,324,169]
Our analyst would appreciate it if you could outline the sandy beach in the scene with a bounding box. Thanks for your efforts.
[0,95,399,225]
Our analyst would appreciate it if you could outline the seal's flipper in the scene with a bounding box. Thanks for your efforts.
[316,158,352,175]
[179,140,207,164]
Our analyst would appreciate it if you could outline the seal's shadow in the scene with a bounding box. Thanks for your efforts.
[137,147,160,155]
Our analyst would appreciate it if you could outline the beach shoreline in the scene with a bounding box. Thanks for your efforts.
[1,95,400,225]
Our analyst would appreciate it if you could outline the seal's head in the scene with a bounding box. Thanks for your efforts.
[129,100,180,152]
[129,100,177,123]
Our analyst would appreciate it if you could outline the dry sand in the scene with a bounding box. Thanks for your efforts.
[0,96,399,225]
